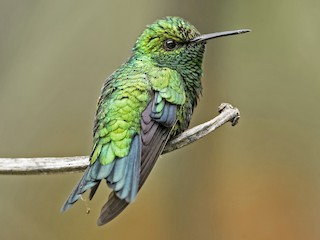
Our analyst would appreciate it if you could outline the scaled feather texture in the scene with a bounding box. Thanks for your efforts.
[61,16,249,225]
[62,16,205,225]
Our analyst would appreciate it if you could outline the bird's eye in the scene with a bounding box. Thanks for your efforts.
[164,39,177,50]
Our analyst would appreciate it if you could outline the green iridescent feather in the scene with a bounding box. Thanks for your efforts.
[62,16,207,225]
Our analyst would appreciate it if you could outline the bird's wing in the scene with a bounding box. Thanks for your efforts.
[61,69,150,212]
[97,68,186,225]
[97,92,178,225]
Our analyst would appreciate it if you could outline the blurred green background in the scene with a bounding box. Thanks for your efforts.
[1,0,320,239]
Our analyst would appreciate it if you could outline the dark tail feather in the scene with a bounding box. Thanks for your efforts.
[89,182,101,200]
[61,167,100,212]
[97,192,129,225]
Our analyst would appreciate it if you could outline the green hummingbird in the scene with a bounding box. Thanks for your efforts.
[61,16,250,225]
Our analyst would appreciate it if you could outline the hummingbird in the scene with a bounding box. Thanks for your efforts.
[61,16,250,225]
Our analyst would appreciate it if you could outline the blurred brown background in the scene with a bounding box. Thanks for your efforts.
[1,1,320,239]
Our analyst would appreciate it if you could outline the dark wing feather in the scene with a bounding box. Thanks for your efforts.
[97,93,177,225]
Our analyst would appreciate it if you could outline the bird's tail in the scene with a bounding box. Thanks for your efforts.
[97,192,129,225]
[96,135,166,225]
[61,166,100,212]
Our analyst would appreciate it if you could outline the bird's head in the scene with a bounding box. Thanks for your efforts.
[133,16,250,72]
[134,16,204,71]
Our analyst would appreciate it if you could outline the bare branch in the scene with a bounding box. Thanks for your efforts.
[0,103,240,175]
[162,103,240,154]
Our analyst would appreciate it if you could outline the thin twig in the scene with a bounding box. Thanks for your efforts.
[0,103,240,175]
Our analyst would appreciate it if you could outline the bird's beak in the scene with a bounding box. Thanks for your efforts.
[190,29,251,43]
